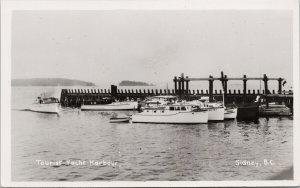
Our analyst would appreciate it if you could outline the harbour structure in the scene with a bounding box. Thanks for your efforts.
[59,72,293,111]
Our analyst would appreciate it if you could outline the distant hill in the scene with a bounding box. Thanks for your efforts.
[119,80,155,86]
[11,78,96,86]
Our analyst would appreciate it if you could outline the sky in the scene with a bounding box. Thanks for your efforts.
[12,10,293,88]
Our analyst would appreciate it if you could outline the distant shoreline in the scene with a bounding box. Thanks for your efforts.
[119,80,155,86]
[11,78,96,87]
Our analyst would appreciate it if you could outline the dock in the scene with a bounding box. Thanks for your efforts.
[60,72,293,111]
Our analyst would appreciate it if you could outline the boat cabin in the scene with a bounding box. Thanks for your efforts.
[36,97,59,104]
[142,104,200,113]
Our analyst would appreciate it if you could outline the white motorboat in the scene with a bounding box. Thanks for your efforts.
[187,100,225,121]
[203,106,225,121]
[29,97,60,114]
[224,107,238,119]
[81,101,138,111]
[141,95,177,109]
[132,104,208,124]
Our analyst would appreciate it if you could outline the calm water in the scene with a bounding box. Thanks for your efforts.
[11,87,293,181]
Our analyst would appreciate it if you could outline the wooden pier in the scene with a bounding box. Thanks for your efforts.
[60,72,293,110]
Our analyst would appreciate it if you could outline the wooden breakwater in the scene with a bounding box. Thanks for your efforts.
[60,72,293,111]
[60,86,293,110]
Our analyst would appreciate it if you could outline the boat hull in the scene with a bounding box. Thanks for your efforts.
[81,101,138,111]
[207,107,225,121]
[29,103,59,114]
[237,103,259,121]
[224,107,238,119]
[110,117,130,123]
[132,111,208,124]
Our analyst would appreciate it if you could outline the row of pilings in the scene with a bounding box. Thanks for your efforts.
[60,85,293,110]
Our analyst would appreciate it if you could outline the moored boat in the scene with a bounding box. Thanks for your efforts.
[237,103,259,121]
[109,116,130,123]
[81,101,138,111]
[202,104,225,121]
[259,103,292,116]
[141,95,177,109]
[224,106,238,120]
[188,100,225,121]
[29,97,60,114]
[132,104,208,124]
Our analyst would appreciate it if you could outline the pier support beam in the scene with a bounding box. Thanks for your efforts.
[180,73,185,96]
[174,77,178,94]
[243,75,247,103]
[263,74,269,108]
[220,71,228,105]
[178,79,182,96]
[186,76,189,95]
[111,85,118,98]
[209,75,214,102]
[224,75,228,104]
[278,78,283,94]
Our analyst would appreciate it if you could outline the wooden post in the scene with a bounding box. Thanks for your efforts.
[186,76,189,95]
[174,77,178,94]
[180,73,185,97]
[178,79,182,96]
[111,85,118,98]
[263,74,269,108]
[209,75,214,102]
[278,78,283,94]
[243,75,247,103]
[224,75,228,105]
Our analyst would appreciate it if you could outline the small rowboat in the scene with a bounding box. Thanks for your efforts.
[109,116,130,123]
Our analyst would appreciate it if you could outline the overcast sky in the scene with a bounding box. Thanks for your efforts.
[12,10,293,87]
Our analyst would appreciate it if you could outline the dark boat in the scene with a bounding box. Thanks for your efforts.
[109,116,130,123]
[237,102,259,121]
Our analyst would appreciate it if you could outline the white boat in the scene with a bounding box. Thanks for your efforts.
[141,95,177,109]
[132,104,208,124]
[81,101,138,111]
[204,106,225,121]
[29,97,60,114]
[187,100,225,121]
[224,107,238,119]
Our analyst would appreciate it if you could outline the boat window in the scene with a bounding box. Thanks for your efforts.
[162,110,164,113]
[147,110,149,112]
[154,110,156,113]
[176,107,180,111]
[170,107,174,111]
[181,106,186,111]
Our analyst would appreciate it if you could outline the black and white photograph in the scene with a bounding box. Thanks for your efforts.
[1,0,299,187]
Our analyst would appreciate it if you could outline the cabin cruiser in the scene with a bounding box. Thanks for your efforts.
[187,98,225,121]
[81,97,138,111]
[202,103,225,121]
[141,95,177,109]
[29,97,60,114]
[132,104,208,124]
